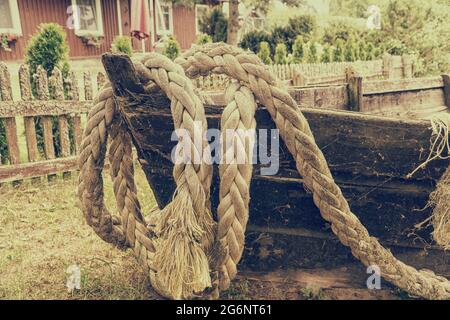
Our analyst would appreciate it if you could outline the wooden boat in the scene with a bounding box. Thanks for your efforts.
[103,55,450,278]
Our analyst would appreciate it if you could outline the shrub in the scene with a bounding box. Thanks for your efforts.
[333,39,345,62]
[321,45,332,63]
[201,8,228,43]
[111,36,133,56]
[358,42,367,61]
[163,37,181,60]
[344,41,356,62]
[240,30,272,54]
[257,41,272,64]
[366,42,375,60]
[291,36,306,63]
[196,33,212,45]
[25,23,71,157]
[25,23,70,77]
[274,43,288,64]
[308,42,319,63]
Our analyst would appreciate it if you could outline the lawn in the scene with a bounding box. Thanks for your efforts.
[0,165,404,300]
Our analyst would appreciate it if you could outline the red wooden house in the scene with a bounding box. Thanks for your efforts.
[0,0,211,61]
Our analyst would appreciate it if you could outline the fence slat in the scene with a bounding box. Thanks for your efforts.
[0,63,20,167]
[19,64,39,163]
[68,71,82,155]
[97,72,106,91]
[36,66,56,182]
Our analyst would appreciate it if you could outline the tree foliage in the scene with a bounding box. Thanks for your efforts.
[257,41,272,64]
[111,36,133,56]
[163,37,181,60]
[274,43,288,64]
[200,7,228,43]
[25,23,70,77]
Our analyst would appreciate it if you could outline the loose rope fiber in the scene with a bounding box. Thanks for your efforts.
[78,44,450,300]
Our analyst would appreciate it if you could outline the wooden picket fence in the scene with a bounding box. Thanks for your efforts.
[193,54,414,90]
[0,61,106,185]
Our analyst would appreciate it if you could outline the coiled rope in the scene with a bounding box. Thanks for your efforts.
[78,43,450,300]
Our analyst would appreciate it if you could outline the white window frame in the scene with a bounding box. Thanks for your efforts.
[195,4,208,35]
[0,0,22,35]
[155,0,173,36]
[71,0,104,37]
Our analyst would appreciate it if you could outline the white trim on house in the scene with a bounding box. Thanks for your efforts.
[71,0,104,37]
[155,0,173,36]
[116,0,123,36]
[0,0,23,36]
[195,4,208,35]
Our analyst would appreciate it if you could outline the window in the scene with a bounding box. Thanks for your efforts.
[195,4,209,35]
[71,0,104,36]
[155,0,173,36]
[0,0,22,35]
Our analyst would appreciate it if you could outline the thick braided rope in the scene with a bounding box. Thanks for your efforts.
[175,43,450,299]
[79,54,216,299]
[78,83,155,269]
[217,82,257,289]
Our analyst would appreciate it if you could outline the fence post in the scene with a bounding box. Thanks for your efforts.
[50,67,72,179]
[67,71,82,155]
[402,54,413,78]
[0,62,21,171]
[97,72,106,91]
[292,68,306,87]
[442,74,450,110]
[19,64,39,166]
[348,72,363,112]
[382,53,394,79]
[36,66,57,182]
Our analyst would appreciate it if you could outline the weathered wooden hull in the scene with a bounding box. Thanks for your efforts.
[118,91,450,273]
[102,54,449,275]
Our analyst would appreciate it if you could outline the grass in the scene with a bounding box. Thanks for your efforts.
[0,167,161,300]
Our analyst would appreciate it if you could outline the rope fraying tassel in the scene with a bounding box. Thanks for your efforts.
[151,183,213,299]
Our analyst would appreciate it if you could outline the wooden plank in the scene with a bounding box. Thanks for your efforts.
[69,71,82,155]
[363,77,444,95]
[73,116,82,154]
[0,62,20,167]
[0,100,91,118]
[84,71,93,101]
[442,74,450,109]
[35,66,56,182]
[0,156,78,183]
[19,64,39,163]
[288,85,348,111]
[361,87,446,116]
[4,118,20,165]
[97,72,107,91]
[51,68,71,179]
[348,75,362,111]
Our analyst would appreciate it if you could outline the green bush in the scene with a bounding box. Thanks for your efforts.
[163,37,181,60]
[201,8,228,43]
[321,45,332,63]
[308,42,319,63]
[366,42,375,60]
[111,36,133,56]
[25,23,70,78]
[257,41,272,64]
[358,42,367,61]
[291,36,306,63]
[344,41,356,62]
[240,30,273,54]
[274,43,288,64]
[25,23,71,157]
[333,39,345,62]
[196,33,212,45]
